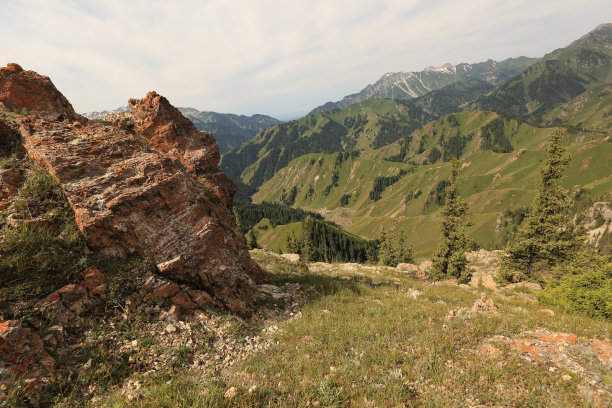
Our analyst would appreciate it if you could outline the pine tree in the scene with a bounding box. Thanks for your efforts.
[286,231,301,254]
[505,130,584,275]
[428,158,470,283]
[233,206,245,232]
[301,216,318,262]
[378,228,395,266]
[378,228,414,266]
[247,230,260,250]
[396,230,415,264]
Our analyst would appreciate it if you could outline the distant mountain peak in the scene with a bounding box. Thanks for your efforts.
[308,57,539,115]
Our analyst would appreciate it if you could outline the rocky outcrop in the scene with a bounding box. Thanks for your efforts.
[0,63,81,121]
[129,92,235,208]
[445,293,498,319]
[129,92,219,175]
[14,70,265,311]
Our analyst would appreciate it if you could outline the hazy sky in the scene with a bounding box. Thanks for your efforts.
[1,1,609,119]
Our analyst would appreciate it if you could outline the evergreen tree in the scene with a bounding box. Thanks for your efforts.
[428,158,470,283]
[301,216,318,262]
[378,228,396,266]
[247,230,260,250]
[286,231,301,254]
[396,230,415,264]
[233,206,245,232]
[505,130,584,275]
[378,228,415,266]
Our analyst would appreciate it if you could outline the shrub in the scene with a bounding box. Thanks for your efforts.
[537,252,612,320]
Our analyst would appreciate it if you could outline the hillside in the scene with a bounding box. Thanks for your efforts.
[541,84,612,134]
[221,99,435,188]
[252,111,612,257]
[471,23,612,120]
[309,57,539,115]
[82,106,281,154]
[411,79,494,117]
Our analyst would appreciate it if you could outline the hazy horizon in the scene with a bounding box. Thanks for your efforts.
[1,1,610,119]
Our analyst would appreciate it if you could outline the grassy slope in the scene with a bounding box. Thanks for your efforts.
[105,252,612,407]
[253,111,612,258]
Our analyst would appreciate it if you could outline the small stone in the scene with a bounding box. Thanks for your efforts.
[171,291,196,310]
[562,374,572,382]
[187,289,214,306]
[83,265,106,296]
[165,324,177,333]
[588,376,602,386]
[167,305,181,321]
[82,358,92,370]
[152,282,180,303]
[248,385,257,394]
[539,309,555,316]
[224,386,237,399]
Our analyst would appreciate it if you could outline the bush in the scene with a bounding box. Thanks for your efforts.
[537,252,612,320]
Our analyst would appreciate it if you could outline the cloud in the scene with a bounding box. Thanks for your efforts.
[0,0,609,117]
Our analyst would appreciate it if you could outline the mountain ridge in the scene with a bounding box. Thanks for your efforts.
[308,57,540,115]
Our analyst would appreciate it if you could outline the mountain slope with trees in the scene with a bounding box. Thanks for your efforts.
[220,99,434,189]
[470,23,612,121]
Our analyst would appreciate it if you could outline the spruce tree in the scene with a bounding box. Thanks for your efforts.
[286,231,301,254]
[247,230,260,250]
[301,216,318,261]
[396,230,415,264]
[379,228,415,266]
[428,158,470,283]
[505,130,584,275]
[378,228,396,266]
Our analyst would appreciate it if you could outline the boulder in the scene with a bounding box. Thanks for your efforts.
[397,263,420,274]
[503,281,543,291]
[18,76,265,311]
[0,63,81,121]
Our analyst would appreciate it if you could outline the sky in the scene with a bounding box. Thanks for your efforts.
[0,1,610,119]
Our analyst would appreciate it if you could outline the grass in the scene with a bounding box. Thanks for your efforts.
[0,166,91,317]
[103,252,611,407]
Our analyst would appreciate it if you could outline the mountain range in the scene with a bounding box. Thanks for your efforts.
[221,23,612,257]
[308,57,540,115]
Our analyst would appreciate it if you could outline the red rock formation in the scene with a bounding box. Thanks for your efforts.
[0,63,81,121]
[18,81,265,311]
[129,91,220,175]
[129,92,235,208]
